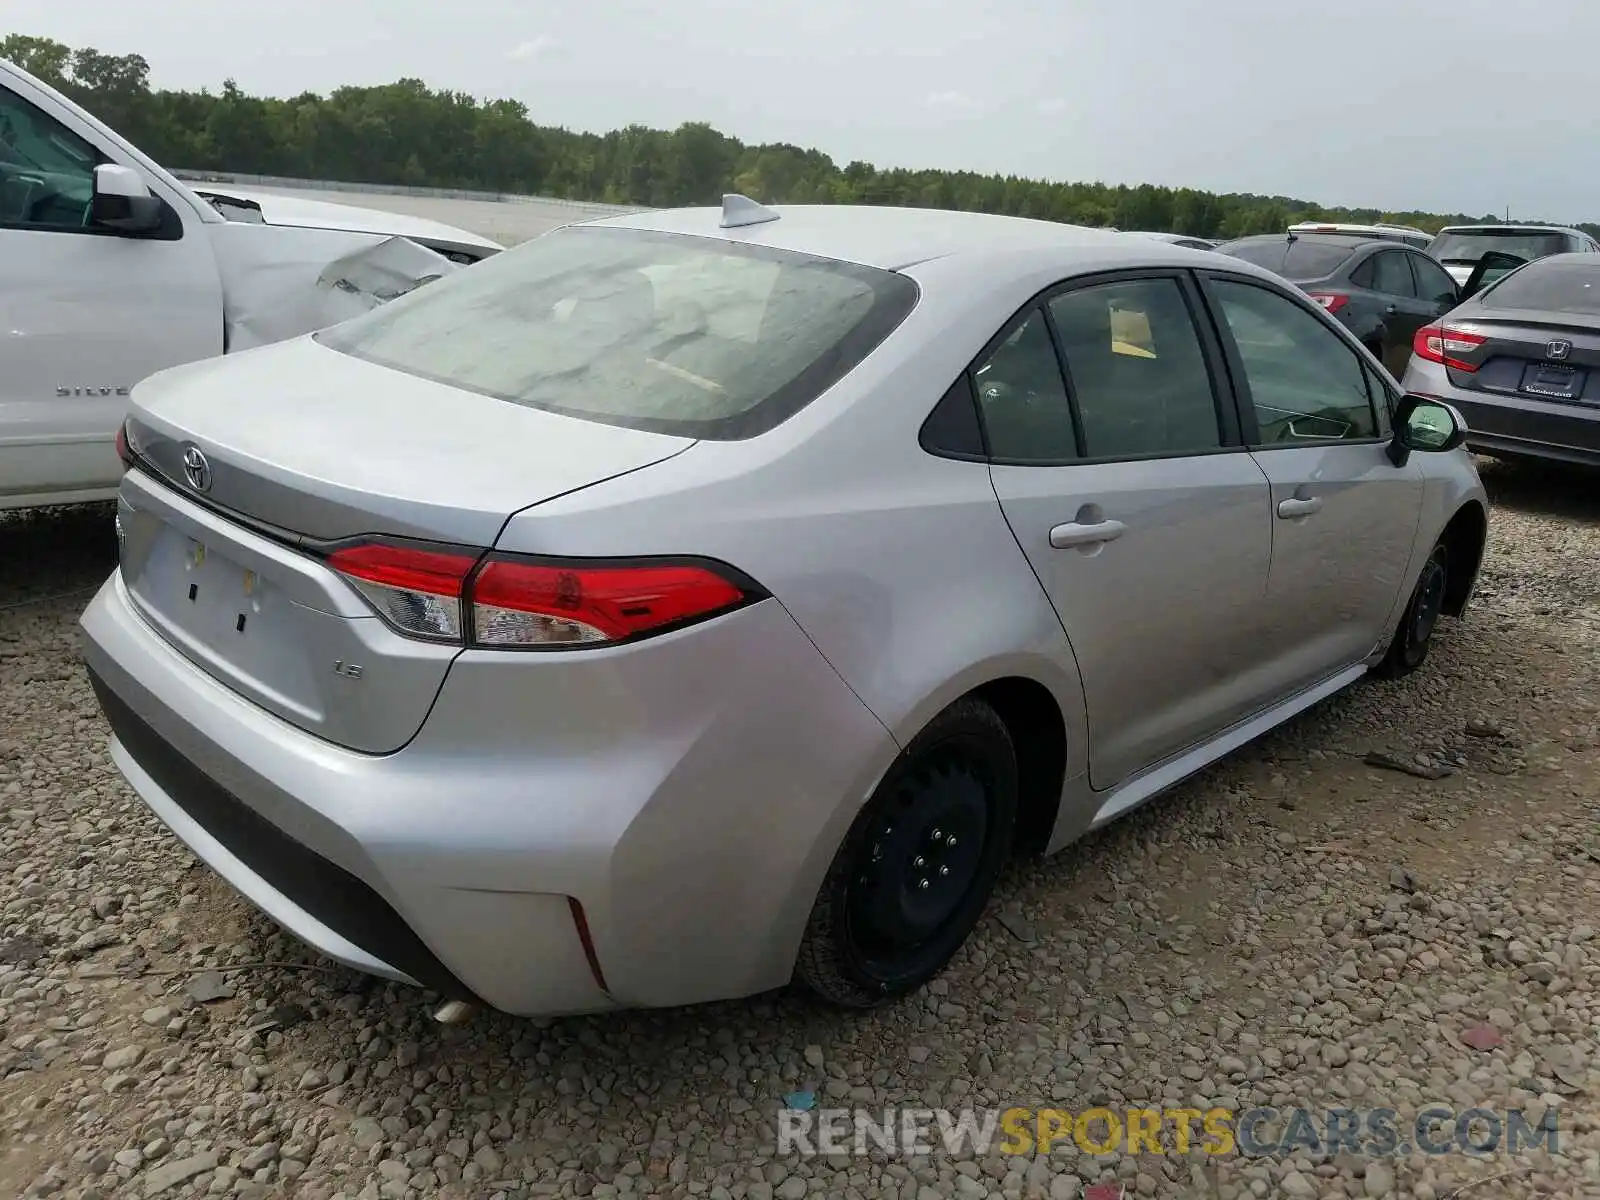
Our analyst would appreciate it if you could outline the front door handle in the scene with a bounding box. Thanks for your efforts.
[1277,496,1323,519]
[1050,519,1126,549]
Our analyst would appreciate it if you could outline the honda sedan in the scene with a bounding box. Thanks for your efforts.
[1402,252,1600,467]
[83,199,1488,1018]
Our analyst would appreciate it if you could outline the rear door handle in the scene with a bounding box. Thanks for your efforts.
[1049,519,1126,549]
[1277,496,1323,519]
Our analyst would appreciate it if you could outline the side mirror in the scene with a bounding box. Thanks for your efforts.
[1388,393,1468,466]
[90,164,162,233]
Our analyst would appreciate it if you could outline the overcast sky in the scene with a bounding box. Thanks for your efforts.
[11,0,1597,221]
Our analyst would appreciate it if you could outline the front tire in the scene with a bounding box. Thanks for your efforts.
[795,698,1018,1008]
[1377,540,1449,679]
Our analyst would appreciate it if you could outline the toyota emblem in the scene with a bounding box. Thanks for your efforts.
[1546,339,1572,361]
[181,444,213,492]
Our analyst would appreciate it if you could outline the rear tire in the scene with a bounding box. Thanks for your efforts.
[795,698,1017,1008]
[1377,541,1450,679]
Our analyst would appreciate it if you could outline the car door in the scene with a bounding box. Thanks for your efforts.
[1200,274,1424,699]
[1406,251,1461,348]
[982,272,1273,791]
[0,78,223,507]
[1363,248,1435,377]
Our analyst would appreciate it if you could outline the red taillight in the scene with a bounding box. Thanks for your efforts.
[471,558,750,647]
[326,540,758,648]
[115,421,134,469]
[1413,323,1486,372]
[327,542,478,642]
[1306,292,1350,314]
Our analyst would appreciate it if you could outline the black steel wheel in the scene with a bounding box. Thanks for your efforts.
[796,698,1017,1007]
[1378,541,1449,679]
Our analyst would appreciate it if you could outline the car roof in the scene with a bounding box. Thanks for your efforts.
[1222,232,1380,251]
[1287,221,1428,237]
[1434,224,1587,237]
[584,203,1204,272]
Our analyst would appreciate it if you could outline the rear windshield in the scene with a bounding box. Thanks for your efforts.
[1429,230,1569,264]
[1218,238,1355,281]
[1480,259,1600,315]
[316,225,919,440]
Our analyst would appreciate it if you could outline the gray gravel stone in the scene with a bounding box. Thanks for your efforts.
[142,1150,219,1196]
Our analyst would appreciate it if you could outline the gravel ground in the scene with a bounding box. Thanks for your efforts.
[3,458,1599,1200]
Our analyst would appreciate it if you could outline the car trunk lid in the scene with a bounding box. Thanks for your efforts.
[1442,312,1600,407]
[117,336,693,752]
[124,335,694,546]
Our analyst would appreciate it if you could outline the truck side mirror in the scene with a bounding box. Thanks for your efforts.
[90,164,163,233]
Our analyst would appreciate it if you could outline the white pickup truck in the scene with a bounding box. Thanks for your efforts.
[1,58,503,511]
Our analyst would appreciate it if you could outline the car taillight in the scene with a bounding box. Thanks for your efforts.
[1413,323,1487,372]
[327,542,478,642]
[327,540,760,648]
[471,558,752,647]
[115,420,134,469]
[1306,292,1350,314]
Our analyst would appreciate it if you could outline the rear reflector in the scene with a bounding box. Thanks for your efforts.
[1306,291,1350,315]
[1413,323,1487,372]
[326,540,760,649]
[568,898,609,991]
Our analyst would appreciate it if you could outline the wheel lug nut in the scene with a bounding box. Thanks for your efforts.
[930,827,943,840]
[939,865,950,877]
[946,835,957,847]
[913,856,925,868]
[918,878,930,889]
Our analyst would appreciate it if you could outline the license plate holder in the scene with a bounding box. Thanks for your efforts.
[181,538,265,636]
[1520,362,1584,400]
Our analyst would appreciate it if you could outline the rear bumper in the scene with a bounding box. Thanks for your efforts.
[1465,424,1600,467]
[82,569,896,1016]
[1406,363,1600,466]
[91,671,474,998]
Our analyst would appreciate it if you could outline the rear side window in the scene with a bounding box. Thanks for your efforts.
[317,226,918,440]
[1219,238,1356,281]
[973,309,1076,462]
[1479,259,1600,315]
[1370,251,1417,298]
[1049,278,1222,457]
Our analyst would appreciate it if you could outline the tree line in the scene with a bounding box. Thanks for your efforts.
[6,32,1595,242]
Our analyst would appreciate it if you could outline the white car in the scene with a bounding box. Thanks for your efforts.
[0,58,503,511]
[1287,222,1432,250]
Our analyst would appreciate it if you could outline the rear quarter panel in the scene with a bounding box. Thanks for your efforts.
[491,251,1100,787]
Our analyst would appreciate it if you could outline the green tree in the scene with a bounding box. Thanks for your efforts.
[6,30,1590,236]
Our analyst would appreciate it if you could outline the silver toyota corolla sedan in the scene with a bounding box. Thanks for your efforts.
[82,198,1489,1019]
